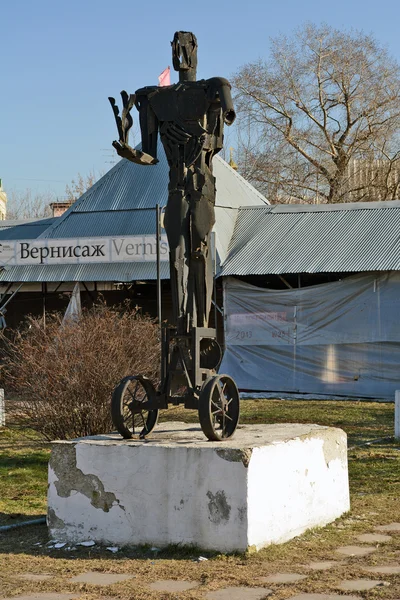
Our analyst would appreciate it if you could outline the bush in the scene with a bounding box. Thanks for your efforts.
[1,303,160,440]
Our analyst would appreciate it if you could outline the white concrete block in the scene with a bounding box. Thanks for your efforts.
[395,390,400,439]
[48,422,350,552]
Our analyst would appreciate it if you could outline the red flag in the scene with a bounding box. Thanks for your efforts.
[158,66,171,87]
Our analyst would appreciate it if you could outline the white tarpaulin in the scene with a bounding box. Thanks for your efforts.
[62,282,82,325]
[220,273,400,399]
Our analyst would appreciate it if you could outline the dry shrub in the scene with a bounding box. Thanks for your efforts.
[2,303,160,440]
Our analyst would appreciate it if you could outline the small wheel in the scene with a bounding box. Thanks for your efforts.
[198,374,240,441]
[111,375,159,439]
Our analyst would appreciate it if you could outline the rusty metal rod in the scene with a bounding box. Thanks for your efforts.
[156,204,162,328]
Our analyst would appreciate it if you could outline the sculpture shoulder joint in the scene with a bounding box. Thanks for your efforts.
[206,77,232,89]
[206,78,236,125]
[135,85,158,97]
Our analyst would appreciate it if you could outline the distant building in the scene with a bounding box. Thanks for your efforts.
[345,159,400,202]
[49,201,74,217]
[0,179,7,220]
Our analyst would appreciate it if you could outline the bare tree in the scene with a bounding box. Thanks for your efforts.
[65,171,100,202]
[5,170,102,221]
[6,189,54,220]
[234,24,400,203]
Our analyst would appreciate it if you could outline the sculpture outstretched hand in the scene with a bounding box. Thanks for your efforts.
[108,92,158,165]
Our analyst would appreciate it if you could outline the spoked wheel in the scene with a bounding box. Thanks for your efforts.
[198,374,240,441]
[111,375,159,439]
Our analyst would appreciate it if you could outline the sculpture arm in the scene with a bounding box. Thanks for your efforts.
[207,77,236,125]
[108,92,158,165]
[135,90,160,161]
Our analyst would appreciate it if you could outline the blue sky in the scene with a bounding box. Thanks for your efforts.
[1,0,399,200]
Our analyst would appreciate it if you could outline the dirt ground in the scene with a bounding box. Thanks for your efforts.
[0,399,399,599]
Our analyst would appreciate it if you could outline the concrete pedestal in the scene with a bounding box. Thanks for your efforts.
[48,422,350,552]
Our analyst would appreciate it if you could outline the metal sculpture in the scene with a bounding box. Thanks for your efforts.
[109,31,239,441]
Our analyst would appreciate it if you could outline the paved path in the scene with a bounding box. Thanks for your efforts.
[3,522,400,599]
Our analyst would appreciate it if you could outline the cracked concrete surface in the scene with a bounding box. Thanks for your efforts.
[47,508,65,530]
[48,422,349,551]
[49,444,120,512]
[216,447,253,467]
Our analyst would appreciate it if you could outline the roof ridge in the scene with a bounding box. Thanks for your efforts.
[237,200,400,213]
[214,156,270,205]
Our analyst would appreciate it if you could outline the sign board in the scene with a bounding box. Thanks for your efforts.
[0,235,169,267]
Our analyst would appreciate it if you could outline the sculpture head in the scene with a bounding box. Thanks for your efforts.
[171,31,198,82]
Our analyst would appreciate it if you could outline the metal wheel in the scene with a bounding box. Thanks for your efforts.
[111,375,159,439]
[198,374,240,441]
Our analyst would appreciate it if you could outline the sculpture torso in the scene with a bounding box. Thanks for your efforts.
[134,77,230,174]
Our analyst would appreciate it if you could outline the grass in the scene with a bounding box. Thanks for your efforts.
[0,399,399,600]
[161,398,395,446]
[0,426,50,525]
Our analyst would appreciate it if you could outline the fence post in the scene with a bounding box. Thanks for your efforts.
[0,389,4,427]
[395,390,400,440]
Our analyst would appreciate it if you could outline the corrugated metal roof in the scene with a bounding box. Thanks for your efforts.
[40,145,267,229]
[0,142,267,282]
[40,144,268,267]
[44,210,157,238]
[219,200,400,276]
[71,155,170,213]
[0,217,56,240]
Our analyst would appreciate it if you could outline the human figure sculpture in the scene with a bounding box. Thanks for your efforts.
[109,31,236,334]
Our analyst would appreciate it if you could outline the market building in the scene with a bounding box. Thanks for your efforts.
[0,147,267,328]
[219,201,400,400]
[2,153,400,400]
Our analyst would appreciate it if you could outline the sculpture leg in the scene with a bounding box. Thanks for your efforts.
[189,227,214,328]
[164,189,190,334]
[189,165,216,328]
